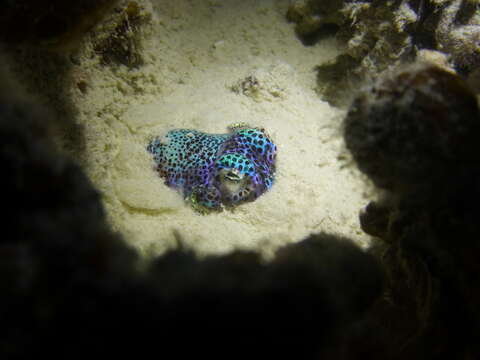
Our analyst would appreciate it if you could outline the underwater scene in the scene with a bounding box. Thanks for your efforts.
[1,0,480,358]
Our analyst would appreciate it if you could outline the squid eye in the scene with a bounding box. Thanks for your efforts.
[225,171,241,182]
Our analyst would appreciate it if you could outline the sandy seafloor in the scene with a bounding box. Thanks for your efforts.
[69,0,373,258]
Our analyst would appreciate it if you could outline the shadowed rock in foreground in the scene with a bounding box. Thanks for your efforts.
[344,63,480,359]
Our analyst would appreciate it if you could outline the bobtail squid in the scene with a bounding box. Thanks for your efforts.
[147,124,277,213]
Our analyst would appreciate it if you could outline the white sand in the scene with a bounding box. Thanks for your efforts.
[72,0,372,258]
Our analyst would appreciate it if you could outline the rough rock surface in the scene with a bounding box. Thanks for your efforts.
[289,0,480,103]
